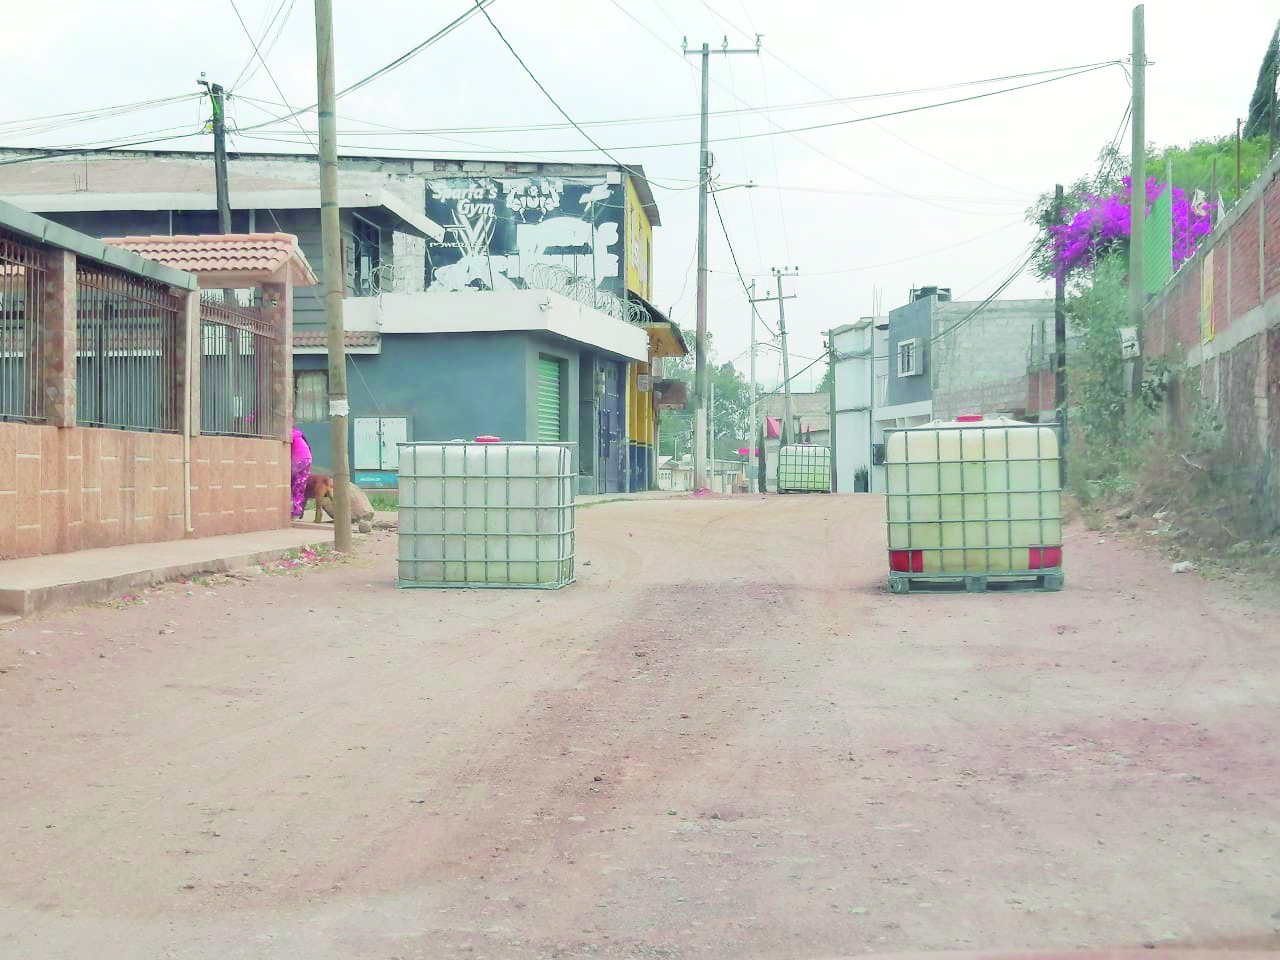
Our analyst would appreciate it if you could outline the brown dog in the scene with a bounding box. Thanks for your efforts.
[304,470,335,523]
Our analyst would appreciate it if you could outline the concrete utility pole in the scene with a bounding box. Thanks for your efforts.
[772,267,799,445]
[825,333,837,493]
[685,35,759,491]
[198,77,232,233]
[315,0,352,551]
[750,272,798,445]
[1128,5,1146,339]
[748,279,758,493]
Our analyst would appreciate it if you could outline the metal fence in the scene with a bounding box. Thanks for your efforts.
[199,291,276,438]
[76,263,182,432]
[0,229,47,423]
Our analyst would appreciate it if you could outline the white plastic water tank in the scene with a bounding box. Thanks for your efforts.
[884,416,1062,580]
[398,442,575,588]
[777,444,832,493]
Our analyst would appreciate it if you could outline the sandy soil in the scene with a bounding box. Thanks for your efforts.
[0,495,1277,959]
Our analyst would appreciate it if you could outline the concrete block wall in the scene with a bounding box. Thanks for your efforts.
[930,300,1054,421]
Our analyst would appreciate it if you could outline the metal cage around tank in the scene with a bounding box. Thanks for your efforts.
[777,444,832,493]
[884,418,1063,592]
[397,441,576,590]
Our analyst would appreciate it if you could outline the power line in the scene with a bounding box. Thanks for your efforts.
[225,0,315,153]
[470,1,689,192]
[240,63,1119,160]
[231,0,298,92]
[0,94,202,139]
[711,218,1028,277]
[237,1,501,132]
[698,0,1030,197]
[710,189,777,338]
[0,127,208,165]
[928,239,1046,345]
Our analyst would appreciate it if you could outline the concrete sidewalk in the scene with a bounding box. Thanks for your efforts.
[0,526,332,620]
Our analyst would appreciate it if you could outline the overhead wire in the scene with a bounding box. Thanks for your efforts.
[0,94,203,139]
[469,0,690,193]
[231,0,298,92]
[237,1,502,132]
[710,189,777,338]
[711,217,1027,277]
[699,0,1030,197]
[225,0,316,152]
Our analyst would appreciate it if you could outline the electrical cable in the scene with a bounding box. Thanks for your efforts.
[0,127,209,165]
[469,0,689,193]
[232,0,298,92]
[225,0,316,152]
[710,217,1027,277]
[237,1,502,132]
[711,189,777,338]
[698,0,1032,197]
[237,62,1121,157]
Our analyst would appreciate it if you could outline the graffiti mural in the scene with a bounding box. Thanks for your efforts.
[424,177,624,295]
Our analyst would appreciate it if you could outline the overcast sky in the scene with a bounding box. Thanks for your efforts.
[2,0,1275,389]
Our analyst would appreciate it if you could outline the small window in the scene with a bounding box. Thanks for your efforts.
[897,338,920,377]
[294,370,328,423]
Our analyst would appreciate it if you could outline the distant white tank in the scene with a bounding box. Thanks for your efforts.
[884,416,1062,591]
[397,442,575,589]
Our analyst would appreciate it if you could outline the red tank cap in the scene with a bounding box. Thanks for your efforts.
[474,435,501,443]
[955,414,983,422]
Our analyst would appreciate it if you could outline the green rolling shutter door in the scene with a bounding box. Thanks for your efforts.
[536,357,562,442]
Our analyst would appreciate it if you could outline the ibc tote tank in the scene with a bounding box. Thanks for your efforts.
[397,442,575,589]
[884,416,1063,592]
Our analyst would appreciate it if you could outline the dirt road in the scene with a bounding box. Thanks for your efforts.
[1,495,1278,960]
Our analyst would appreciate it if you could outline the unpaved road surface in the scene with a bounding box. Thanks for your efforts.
[1,495,1278,960]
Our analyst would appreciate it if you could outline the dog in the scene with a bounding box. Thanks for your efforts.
[304,470,335,524]
[306,467,376,532]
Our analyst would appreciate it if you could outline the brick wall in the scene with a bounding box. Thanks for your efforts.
[0,423,289,560]
[1142,154,1280,516]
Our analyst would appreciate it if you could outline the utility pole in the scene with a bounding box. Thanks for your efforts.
[825,333,837,492]
[708,373,715,489]
[685,35,760,491]
[198,77,232,233]
[1054,183,1068,482]
[773,267,799,444]
[1128,4,1146,399]
[750,271,798,444]
[1236,118,1243,201]
[748,280,758,493]
[315,0,352,551]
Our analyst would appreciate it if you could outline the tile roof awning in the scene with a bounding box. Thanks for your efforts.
[105,233,318,287]
[627,292,688,358]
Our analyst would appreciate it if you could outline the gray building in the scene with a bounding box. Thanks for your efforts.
[878,288,1055,428]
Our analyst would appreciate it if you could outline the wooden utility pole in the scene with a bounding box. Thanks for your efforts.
[826,333,838,492]
[198,78,232,233]
[1128,5,1146,339]
[314,0,352,551]
[684,35,759,491]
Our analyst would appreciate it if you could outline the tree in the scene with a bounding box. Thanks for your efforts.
[1244,19,1280,140]
[817,361,833,395]
[655,325,755,461]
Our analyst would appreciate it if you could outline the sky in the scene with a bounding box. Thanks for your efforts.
[1,0,1276,391]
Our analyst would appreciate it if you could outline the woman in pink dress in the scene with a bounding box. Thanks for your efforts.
[290,426,312,519]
